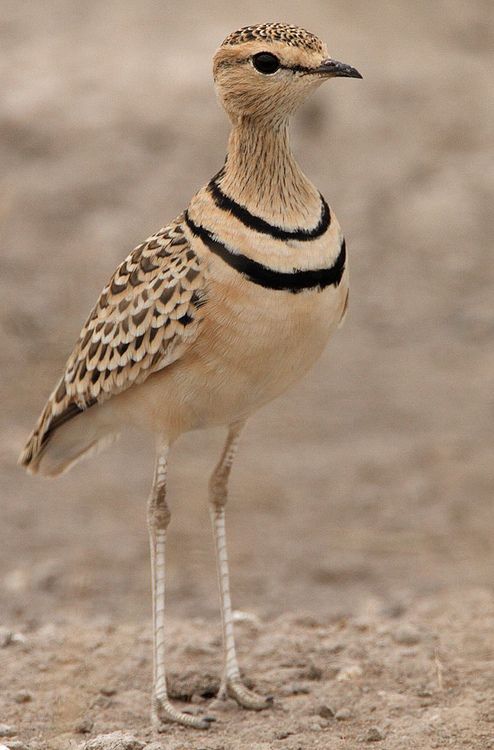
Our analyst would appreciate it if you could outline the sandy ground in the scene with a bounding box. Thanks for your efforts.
[1,588,494,749]
[1,1,493,748]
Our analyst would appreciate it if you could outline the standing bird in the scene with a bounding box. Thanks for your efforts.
[19,23,361,730]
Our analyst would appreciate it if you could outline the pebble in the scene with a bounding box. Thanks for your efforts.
[0,628,12,648]
[10,633,27,645]
[305,664,323,680]
[75,717,94,734]
[308,721,323,731]
[275,730,294,740]
[417,688,433,698]
[3,743,28,750]
[14,690,32,704]
[337,664,363,681]
[232,610,261,627]
[393,625,421,645]
[364,726,385,742]
[100,686,117,696]
[282,682,310,695]
[83,732,145,750]
[327,641,345,654]
[353,616,372,632]
[335,707,352,721]
[318,704,335,719]
[382,601,406,618]
[0,727,15,738]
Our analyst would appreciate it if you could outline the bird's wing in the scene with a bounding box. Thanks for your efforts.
[20,217,206,465]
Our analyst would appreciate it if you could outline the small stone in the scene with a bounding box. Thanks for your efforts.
[232,610,261,627]
[83,732,144,750]
[10,633,27,645]
[305,664,323,681]
[337,664,363,681]
[14,690,32,704]
[365,726,384,742]
[318,704,335,719]
[0,628,12,648]
[282,682,311,695]
[4,742,28,750]
[275,730,294,740]
[100,686,117,696]
[417,688,433,698]
[382,601,406,618]
[327,642,345,654]
[0,726,16,738]
[75,717,94,734]
[393,625,421,645]
[308,721,323,731]
[335,708,352,721]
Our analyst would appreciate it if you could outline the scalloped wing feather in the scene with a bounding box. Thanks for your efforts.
[19,219,207,469]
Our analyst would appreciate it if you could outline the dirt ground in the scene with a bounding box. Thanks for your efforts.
[1,588,494,749]
[1,1,493,748]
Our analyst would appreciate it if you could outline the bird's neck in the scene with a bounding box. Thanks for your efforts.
[217,116,321,228]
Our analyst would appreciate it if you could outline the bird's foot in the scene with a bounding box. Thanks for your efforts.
[225,678,273,710]
[152,696,216,730]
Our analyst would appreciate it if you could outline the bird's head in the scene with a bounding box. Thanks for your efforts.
[213,22,362,123]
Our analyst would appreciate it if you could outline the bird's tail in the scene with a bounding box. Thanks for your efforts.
[19,394,119,477]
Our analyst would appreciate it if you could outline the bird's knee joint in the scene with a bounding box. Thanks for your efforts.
[155,507,171,529]
[148,494,171,530]
[209,478,228,510]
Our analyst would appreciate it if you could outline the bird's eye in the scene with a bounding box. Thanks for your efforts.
[252,52,280,75]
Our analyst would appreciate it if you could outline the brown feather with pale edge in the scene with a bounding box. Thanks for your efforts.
[19,218,206,470]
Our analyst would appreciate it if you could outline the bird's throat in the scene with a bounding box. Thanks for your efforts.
[219,117,321,230]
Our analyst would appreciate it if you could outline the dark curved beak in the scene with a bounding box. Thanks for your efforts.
[315,58,362,79]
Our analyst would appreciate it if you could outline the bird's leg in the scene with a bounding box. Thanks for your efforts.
[148,437,214,731]
[209,421,272,711]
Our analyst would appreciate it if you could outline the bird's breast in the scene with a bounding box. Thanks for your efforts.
[178,235,349,427]
[123,207,349,436]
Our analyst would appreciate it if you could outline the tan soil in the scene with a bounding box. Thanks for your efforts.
[1,1,493,748]
[1,588,494,749]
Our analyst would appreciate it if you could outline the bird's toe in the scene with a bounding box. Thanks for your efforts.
[153,698,215,730]
[227,679,273,710]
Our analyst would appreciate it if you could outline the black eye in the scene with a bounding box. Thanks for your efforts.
[252,52,280,75]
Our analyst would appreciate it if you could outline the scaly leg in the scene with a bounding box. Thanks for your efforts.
[209,421,272,710]
[148,436,214,730]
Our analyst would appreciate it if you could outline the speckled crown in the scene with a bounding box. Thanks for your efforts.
[222,23,324,53]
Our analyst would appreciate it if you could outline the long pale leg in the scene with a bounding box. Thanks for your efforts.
[148,437,214,730]
[209,422,271,710]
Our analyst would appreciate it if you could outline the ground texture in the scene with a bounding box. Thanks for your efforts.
[1,589,494,749]
[1,1,493,748]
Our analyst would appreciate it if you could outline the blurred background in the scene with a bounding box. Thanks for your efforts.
[1,0,493,627]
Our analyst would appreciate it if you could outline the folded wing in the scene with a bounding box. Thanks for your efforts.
[19,218,207,471]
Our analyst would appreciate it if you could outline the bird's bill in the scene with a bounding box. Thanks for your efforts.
[314,58,362,79]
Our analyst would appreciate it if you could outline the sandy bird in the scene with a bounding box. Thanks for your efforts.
[19,22,361,730]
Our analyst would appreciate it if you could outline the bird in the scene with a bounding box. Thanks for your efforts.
[19,22,361,730]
